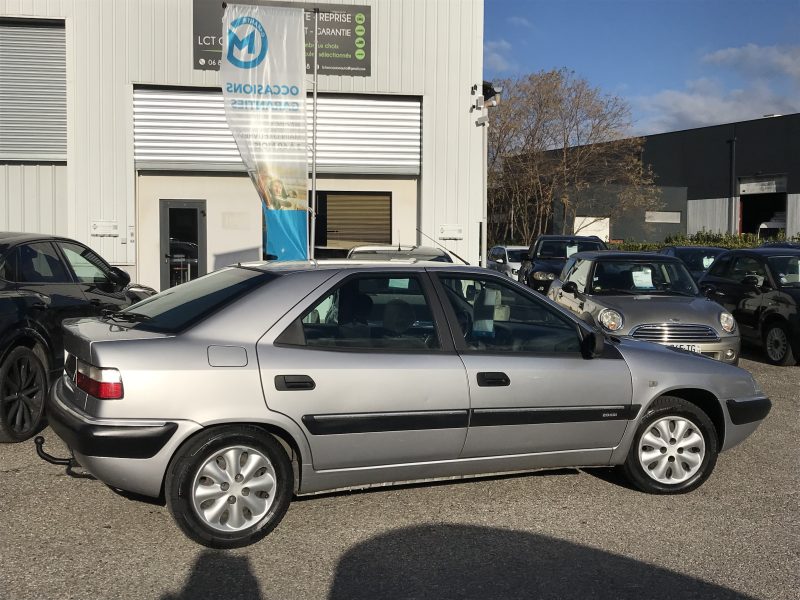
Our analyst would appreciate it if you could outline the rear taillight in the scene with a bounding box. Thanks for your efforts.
[75,359,124,399]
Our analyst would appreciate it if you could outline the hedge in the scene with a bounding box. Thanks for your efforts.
[610,230,800,252]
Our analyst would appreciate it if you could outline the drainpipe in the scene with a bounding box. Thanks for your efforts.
[728,126,737,234]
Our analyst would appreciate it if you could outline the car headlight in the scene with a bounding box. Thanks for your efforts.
[598,309,623,331]
[533,271,556,281]
[719,311,736,333]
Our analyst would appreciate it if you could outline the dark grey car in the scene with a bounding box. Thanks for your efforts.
[42,261,768,548]
[549,252,740,364]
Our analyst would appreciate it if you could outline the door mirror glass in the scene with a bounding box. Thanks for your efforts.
[561,281,578,295]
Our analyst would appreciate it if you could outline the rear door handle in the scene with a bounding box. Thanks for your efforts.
[275,375,316,391]
[477,372,510,387]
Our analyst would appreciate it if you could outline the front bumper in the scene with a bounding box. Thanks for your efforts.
[638,336,741,364]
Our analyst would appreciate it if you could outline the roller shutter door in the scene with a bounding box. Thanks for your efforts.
[325,193,391,247]
[133,87,421,175]
[0,21,66,161]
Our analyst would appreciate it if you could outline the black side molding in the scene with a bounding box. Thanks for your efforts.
[470,405,641,427]
[726,397,771,425]
[302,410,469,435]
[275,375,316,391]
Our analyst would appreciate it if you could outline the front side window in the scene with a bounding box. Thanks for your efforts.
[298,275,440,350]
[439,276,580,353]
[13,242,71,284]
[506,249,528,263]
[708,255,732,278]
[730,257,767,285]
[590,260,698,296]
[57,242,111,285]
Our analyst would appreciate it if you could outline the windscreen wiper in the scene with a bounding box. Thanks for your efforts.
[102,310,151,323]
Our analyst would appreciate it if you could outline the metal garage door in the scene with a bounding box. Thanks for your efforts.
[0,21,66,161]
[133,87,421,175]
[325,193,391,247]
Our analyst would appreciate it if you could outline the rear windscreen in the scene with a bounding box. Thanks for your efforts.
[117,267,277,333]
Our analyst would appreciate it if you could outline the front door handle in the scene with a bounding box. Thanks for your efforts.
[275,374,316,391]
[477,372,510,387]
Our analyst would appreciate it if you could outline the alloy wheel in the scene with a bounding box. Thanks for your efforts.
[191,445,277,532]
[1,353,45,436]
[766,326,788,362]
[637,416,706,484]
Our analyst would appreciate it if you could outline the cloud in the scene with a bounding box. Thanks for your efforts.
[484,39,515,73]
[703,44,800,83]
[507,16,532,28]
[632,44,800,135]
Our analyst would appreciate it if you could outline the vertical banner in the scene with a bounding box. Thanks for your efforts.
[221,4,308,261]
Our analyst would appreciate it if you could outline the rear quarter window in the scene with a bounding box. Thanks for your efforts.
[120,267,278,333]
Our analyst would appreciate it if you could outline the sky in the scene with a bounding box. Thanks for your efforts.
[483,0,800,135]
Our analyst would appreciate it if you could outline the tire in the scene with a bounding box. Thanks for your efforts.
[623,396,718,494]
[165,425,293,548]
[0,346,48,443]
[763,321,796,366]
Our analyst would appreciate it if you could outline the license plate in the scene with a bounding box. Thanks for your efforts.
[669,343,699,353]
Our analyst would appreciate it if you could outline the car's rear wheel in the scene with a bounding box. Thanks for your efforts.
[0,346,47,443]
[763,321,796,366]
[165,425,293,548]
[623,396,718,494]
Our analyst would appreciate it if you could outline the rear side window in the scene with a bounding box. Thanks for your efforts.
[289,275,440,350]
[119,267,277,333]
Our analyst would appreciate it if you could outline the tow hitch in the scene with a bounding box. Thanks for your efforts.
[34,436,94,479]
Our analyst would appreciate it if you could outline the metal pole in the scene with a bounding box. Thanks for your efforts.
[309,8,319,259]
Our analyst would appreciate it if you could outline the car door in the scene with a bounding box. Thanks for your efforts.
[431,271,633,458]
[256,270,470,471]
[726,255,768,336]
[54,241,130,314]
[8,242,89,370]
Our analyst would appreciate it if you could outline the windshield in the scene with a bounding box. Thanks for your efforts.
[674,248,724,272]
[114,267,277,333]
[590,260,699,296]
[506,249,528,263]
[536,240,604,259]
[767,256,800,287]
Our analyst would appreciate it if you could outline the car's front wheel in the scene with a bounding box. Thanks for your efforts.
[165,425,293,548]
[763,321,796,366]
[0,346,48,443]
[623,396,718,494]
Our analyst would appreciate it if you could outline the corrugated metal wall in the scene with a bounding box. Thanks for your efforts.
[0,164,68,233]
[0,0,485,266]
[133,88,421,174]
[0,21,66,160]
[787,194,800,237]
[687,198,732,234]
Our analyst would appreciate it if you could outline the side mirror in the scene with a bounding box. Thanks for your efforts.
[109,267,131,288]
[562,281,578,295]
[581,330,605,359]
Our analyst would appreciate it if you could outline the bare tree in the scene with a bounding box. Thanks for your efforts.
[487,69,660,245]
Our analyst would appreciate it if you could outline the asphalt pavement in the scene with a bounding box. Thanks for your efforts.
[1,352,797,600]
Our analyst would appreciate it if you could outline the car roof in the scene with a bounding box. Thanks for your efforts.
[534,235,603,241]
[348,245,447,256]
[236,260,485,275]
[720,247,800,256]
[0,231,64,244]
[664,245,726,251]
[572,250,682,262]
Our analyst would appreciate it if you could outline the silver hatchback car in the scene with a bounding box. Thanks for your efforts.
[44,261,770,548]
[548,252,741,364]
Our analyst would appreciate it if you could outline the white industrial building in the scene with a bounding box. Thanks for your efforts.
[0,0,485,290]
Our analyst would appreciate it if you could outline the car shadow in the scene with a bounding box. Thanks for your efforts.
[162,525,756,599]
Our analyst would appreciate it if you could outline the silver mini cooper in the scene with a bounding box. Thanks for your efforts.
[43,261,769,548]
[548,252,741,364]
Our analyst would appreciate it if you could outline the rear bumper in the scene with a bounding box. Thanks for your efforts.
[47,378,177,459]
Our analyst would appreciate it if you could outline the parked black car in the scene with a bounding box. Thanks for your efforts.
[698,247,800,366]
[518,235,608,294]
[0,233,155,441]
[658,246,726,282]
